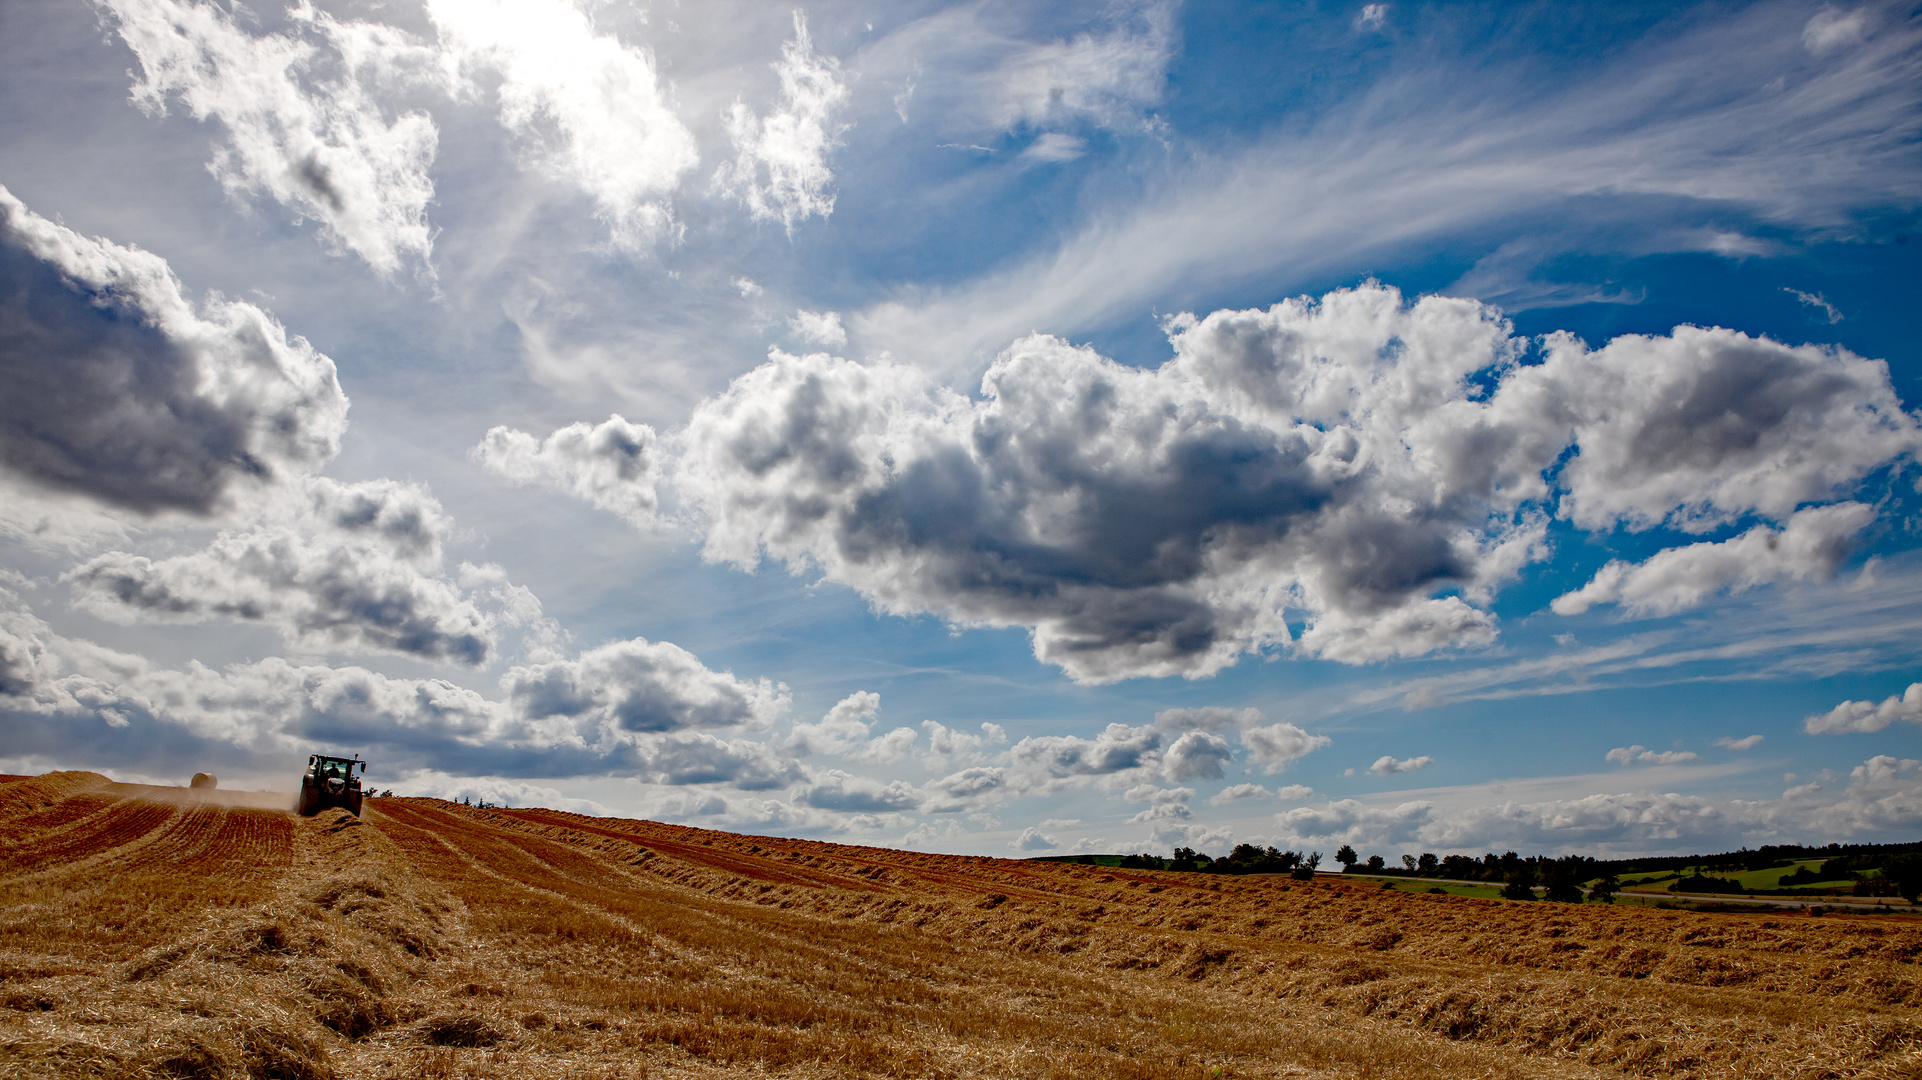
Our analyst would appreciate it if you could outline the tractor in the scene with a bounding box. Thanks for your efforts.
[297,753,367,817]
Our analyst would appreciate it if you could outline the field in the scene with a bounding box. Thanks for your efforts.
[2,773,1919,1079]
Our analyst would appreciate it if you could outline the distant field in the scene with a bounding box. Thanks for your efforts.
[2,772,1919,1079]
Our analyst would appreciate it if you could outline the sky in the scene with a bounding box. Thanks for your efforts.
[1,0,1920,862]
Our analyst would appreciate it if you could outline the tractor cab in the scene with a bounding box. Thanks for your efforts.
[298,753,367,817]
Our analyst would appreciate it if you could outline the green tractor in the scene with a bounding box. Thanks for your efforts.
[297,753,367,817]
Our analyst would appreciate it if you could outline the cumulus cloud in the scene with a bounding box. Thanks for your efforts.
[670,285,1917,682]
[1154,705,1260,732]
[1,575,788,782]
[788,309,847,348]
[1604,745,1699,767]
[1553,503,1875,617]
[1369,754,1432,775]
[1125,784,1194,823]
[1161,730,1233,782]
[1241,722,1331,773]
[1005,723,1162,792]
[98,0,445,273]
[1008,825,1057,851]
[1276,799,1433,846]
[785,691,877,756]
[1354,4,1390,32]
[1208,782,1271,805]
[922,765,1005,811]
[1805,682,1922,734]
[0,187,347,523]
[800,768,922,813]
[1715,735,1765,751]
[66,478,518,665]
[921,719,1007,763]
[717,12,848,232]
[475,415,661,528]
[428,0,698,248]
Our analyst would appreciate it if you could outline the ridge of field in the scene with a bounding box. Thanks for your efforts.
[2,773,1919,1079]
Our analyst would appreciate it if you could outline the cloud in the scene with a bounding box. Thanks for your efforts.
[1241,723,1331,773]
[678,285,1916,682]
[1785,287,1844,323]
[1604,745,1700,767]
[66,478,519,666]
[1008,825,1057,851]
[983,1,1174,134]
[1803,7,1872,55]
[922,766,1005,811]
[98,0,445,274]
[1,576,787,781]
[1161,730,1232,782]
[1276,799,1433,846]
[800,769,922,813]
[0,187,348,523]
[856,4,1922,378]
[1021,132,1086,162]
[474,415,661,528]
[427,0,698,248]
[921,720,1006,763]
[1153,706,1261,732]
[1805,682,1922,734]
[1552,503,1877,617]
[1715,735,1764,751]
[1524,330,1916,533]
[1208,782,1270,805]
[1369,754,1432,775]
[1354,5,1389,32]
[1125,784,1194,823]
[1005,723,1162,792]
[717,12,848,232]
[788,309,848,348]
[785,690,878,756]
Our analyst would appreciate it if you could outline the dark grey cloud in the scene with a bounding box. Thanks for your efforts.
[0,187,347,519]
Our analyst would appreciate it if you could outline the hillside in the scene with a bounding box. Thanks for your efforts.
[1,773,1918,1079]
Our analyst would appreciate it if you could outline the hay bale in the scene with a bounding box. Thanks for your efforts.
[190,773,218,789]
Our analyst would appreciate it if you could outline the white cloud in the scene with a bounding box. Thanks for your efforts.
[1523,330,1916,534]
[1125,784,1194,824]
[800,768,922,813]
[1369,754,1432,775]
[984,2,1173,134]
[717,12,848,232]
[1004,723,1162,792]
[474,414,661,528]
[428,0,699,249]
[1355,5,1389,32]
[0,187,348,528]
[1715,735,1764,751]
[99,0,446,274]
[732,276,764,298]
[1154,706,1261,732]
[1208,782,1270,805]
[1276,799,1433,846]
[1552,503,1877,617]
[1604,745,1700,767]
[1805,682,1922,734]
[921,719,1005,764]
[1784,286,1844,323]
[1009,825,1057,851]
[1272,784,1315,801]
[1021,132,1086,162]
[1803,7,1872,55]
[66,478,524,666]
[1241,722,1331,773]
[784,690,879,756]
[1161,730,1233,782]
[788,309,848,347]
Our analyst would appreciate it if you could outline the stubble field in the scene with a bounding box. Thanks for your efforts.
[1,771,1918,1079]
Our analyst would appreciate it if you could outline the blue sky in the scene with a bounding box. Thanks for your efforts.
[1,0,1919,860]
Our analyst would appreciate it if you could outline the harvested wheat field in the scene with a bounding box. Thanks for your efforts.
[1,772,1917,1080]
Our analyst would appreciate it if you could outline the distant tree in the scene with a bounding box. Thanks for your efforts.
[1336,845,1358,868]
[1366,855,1385,871]
[1417,853,1439,875]
[1886,855,1922,905]
[1170,847,1201,872]
[1589,875,1621,904]
[1401,854,1418,871]
[1501,862,1538,901]
[1542,872,1584,903]
[1305,851,1322,870]
[1440,854,1477,879]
